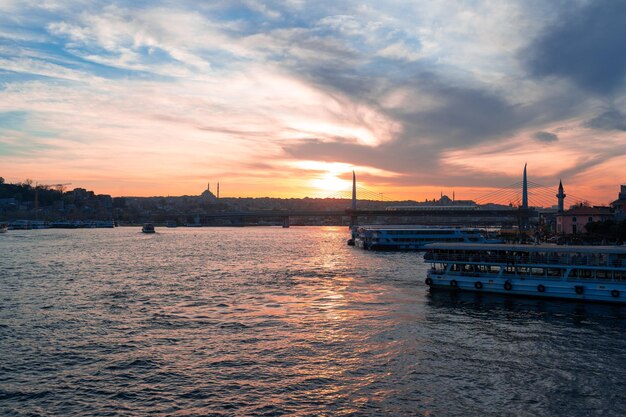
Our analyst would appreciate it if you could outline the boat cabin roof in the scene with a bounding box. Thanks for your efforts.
[424,243,626,255]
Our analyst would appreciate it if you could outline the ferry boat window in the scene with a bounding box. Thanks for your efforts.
[547,268,561,277]
[531,268,545,276]
[588,216,593,222]
[615,271,624,281]
[596,270,609,280]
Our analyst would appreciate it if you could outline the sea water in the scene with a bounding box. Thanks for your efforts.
[1,227,625,416]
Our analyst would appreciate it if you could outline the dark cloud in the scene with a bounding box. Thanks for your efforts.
[283,69,581,187]
[585,109,626,131]
[533,131,558,142]
[268,4,620,189]
[393,79,534,147]
[524,0,626,95]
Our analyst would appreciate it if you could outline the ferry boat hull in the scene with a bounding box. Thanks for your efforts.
[426,273,626,304]
[425,243,626,304]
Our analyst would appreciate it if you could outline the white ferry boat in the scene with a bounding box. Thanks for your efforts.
[424,243,626,304]
[353,226,496,250]
[0,223,7,233]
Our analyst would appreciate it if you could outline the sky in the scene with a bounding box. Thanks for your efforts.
[1,0,626,203]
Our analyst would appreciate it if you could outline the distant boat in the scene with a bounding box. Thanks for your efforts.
[142,223,155,233]
[0,223,7,234]
[51,220,81,229]
[9,220,31,230]
[30,220,50,229]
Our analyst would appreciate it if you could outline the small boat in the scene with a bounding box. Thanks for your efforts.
[424,243,626,304]
[0,223,7,233]
[141,223,155,233]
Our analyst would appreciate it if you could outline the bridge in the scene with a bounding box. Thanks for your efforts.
[198,207,536,227]
[192,165,581,228]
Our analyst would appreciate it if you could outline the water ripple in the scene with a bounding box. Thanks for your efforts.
[1,227,626,416]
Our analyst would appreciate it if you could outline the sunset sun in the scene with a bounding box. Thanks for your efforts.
[310,173,351,193]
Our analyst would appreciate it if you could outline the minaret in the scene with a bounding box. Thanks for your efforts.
[207,182,210,193]
[522,163,528,209]
[217,182,220,199]
[351,171,357,210]
[556,179,566,212]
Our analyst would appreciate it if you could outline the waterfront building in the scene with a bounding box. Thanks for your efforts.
[610,185,626,220]
[556,205,613,235]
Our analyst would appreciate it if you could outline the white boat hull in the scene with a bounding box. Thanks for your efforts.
[426,272,626,304]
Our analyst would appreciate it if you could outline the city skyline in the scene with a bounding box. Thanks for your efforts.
[2,1,626,201]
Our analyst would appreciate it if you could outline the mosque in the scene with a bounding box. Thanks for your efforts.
[200,182,219,201]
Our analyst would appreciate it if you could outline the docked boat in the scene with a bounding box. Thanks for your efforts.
[0,223,7,233]
[424,243,626,304]
[30,220,50,229]
[141,223,155,233]
[9,220,31,230]
[353,225,498,250]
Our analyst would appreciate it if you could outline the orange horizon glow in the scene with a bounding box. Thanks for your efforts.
[2,171,622,206]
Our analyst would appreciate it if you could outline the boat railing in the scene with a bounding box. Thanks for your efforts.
[426,252,623,268]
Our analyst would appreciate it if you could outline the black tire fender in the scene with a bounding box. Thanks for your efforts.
[504,281,512,291]
[611,289,620,298]
[474,281,483,290]
[450,280,458,288]
[537,284,546,293]
[425,277,433,286]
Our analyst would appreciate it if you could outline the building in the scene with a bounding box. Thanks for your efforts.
[556,205,613,234]
[610,185,626,220]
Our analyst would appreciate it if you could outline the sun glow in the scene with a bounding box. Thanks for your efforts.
[310,173,351,193]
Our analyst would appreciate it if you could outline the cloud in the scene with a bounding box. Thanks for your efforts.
[524,0,626,95]
[1,0,625,201]
[532,131,558,142]
[585,109,626,131]
[377,42,422,62]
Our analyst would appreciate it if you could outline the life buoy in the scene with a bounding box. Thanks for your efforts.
[575,286,584,295]
[474,281,483,290]
[504,281,512,291]
[450,280,458,288]
[611,289,620,298]
[425,277,433,286]
[537,284,546,293]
